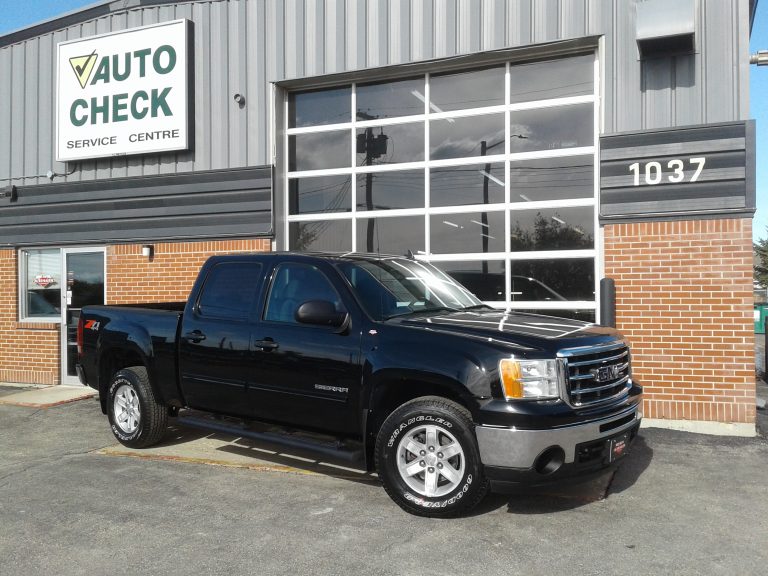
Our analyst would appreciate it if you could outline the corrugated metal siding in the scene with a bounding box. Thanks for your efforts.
[0,0,751,188]
[0,167,271,246]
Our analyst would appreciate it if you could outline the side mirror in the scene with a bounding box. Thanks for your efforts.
[295,300,347,327]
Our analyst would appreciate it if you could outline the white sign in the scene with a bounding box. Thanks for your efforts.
[56,19,191,162]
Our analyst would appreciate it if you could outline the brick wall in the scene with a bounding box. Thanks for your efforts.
[0,250,60,385]
[604,218,756,424]
[106,239,271,304]
[0,239,270,386]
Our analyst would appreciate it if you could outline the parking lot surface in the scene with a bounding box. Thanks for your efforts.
[1,395,767,576]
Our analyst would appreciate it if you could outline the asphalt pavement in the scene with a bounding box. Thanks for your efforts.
[1,395,767,576]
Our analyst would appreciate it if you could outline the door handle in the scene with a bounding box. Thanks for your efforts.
[254,338,279,352]
[183,330,207,343]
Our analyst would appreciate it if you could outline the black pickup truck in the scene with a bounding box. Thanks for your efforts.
[77,252,642,517]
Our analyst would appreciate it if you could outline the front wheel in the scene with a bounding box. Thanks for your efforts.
[107,366,167,448]
[375,396,489,518]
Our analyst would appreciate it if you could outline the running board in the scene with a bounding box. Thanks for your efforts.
[176,413,365,466]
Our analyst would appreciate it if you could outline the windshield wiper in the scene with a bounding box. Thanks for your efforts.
[462,304,494,311]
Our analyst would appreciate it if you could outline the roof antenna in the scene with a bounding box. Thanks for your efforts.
[405,249,415,260]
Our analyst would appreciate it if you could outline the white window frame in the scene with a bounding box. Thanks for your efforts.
[283,54,601,318]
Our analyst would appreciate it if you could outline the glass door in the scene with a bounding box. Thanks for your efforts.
[60,248,106,385]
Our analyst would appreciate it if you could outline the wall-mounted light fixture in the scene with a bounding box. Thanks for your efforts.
[233,93,246,108]
[141,245,154,259]
[46,163,78,181]
[751,51,768,66]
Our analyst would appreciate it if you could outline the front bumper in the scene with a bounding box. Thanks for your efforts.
[475,403,641,484]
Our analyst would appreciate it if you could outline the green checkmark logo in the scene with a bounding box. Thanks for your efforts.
[69,50,98,89]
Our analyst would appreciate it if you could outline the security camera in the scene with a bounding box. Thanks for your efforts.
[46,170,55,181]
[233,93,245,106]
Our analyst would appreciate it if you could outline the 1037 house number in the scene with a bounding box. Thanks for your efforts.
[628,157,706,186]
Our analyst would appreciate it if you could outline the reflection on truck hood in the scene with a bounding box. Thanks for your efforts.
[393,309,617,343]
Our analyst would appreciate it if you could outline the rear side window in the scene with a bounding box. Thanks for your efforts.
[197,262,263,320]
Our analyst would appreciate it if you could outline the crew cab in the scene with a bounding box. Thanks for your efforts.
[77,252,642,517]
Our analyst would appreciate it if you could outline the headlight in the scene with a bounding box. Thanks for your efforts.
[499,358,560,400]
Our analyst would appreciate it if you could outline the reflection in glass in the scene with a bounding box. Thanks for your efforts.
[356,77,425,120]
[430,67,504,111]
[66,251,105,377]
[509,207,594,251]
[289,131,351,171]
[289,175,352,215]
[523,309,596,323]
[510,156,594,202]
[432,260,505,301]
[288,86,351,127]
[356,170,424,211]
[430,211,504,254]
[430,114,505,161]
[431,163,504,207]
[509,104,593,153]
[509,55,594,103]
[289,220,352,252]
[356,123,424,166]
[356,216,425,255]
[509,259,594,300]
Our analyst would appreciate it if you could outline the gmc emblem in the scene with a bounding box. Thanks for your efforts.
[591,364,622,383]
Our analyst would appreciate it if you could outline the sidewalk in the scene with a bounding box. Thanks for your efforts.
[0,384,95,408]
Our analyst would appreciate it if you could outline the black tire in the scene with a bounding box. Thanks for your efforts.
[375,396,489,518]
[106,366,167,448]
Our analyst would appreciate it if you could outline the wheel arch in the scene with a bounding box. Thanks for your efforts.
[97,346,149,413]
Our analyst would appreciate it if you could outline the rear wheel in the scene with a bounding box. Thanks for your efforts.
[107,366,167,448]
[375,396,489,518]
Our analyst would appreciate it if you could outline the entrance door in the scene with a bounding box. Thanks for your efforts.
[61,248,106,385]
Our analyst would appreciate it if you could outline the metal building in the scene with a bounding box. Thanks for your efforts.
[0,0,759,432]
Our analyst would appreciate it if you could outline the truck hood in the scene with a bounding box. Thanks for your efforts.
[390,309,622,352]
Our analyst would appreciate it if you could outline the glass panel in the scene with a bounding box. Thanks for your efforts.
[509,54,594,103]
[356,216,425,255]
[289,220,352,252]
[198,263,263,319]
[430,114,505,161]
[430,211,505,254]
[509,207,594,251]
[356,170,424,211]
[430,67,505,111]
[356,77,425,120]
[264,263,343,323]
[337,258,481,320]
[432,260,506,301]
[522,309,596,323]
[65,252,105,377]
[509,259,594,301]
[288,86,351,128]
[24,249,62,318]
[510,156,594,203]
[289,130,351,172]
[356,123,424,166]
[509,104,593,153]
[289,175,352,215]
[431,163,504,207]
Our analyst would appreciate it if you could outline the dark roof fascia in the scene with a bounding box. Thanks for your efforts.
[0,0,192,48]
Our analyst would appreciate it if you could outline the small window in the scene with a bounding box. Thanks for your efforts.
[264,263,343,324]
[20,249,62,321]
[197,262,263,320]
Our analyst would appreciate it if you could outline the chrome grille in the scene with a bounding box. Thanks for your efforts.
[559,342,631,407]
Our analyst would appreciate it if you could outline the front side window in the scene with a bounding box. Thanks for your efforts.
[264,263,343,324]
[21,249,62,320]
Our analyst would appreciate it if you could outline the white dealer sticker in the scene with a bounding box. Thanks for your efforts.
[56,19,191,162]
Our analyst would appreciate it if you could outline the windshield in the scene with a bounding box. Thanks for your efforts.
[336,258,483,320]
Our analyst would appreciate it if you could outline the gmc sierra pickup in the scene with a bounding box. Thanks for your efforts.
[77,252,642,517]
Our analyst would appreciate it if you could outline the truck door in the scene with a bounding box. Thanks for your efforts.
[178,261,264,417]
[249,261,363,435]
